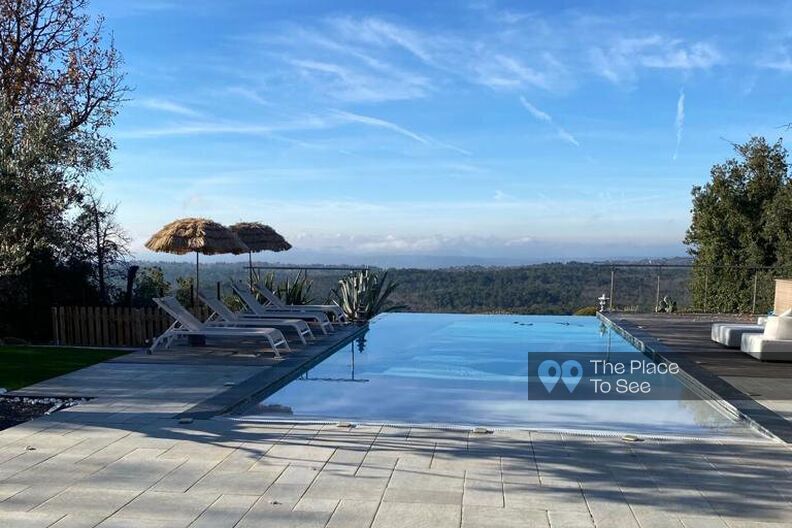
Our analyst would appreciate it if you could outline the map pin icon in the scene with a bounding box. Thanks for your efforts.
[561,360,583,393]
[538,360,561,393]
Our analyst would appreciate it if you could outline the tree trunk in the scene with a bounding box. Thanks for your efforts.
[94,208,106,304]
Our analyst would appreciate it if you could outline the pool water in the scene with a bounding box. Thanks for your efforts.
[244,313,765,440]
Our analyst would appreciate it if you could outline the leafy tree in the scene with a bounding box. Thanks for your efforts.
[684,137,792,312]
[0,0,125,338]
[175,277,194,308]
[0,0,126,273]
[132,267,170,307]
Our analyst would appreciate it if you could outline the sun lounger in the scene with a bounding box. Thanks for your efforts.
[251,283,348,323]
[198,293,314,344]
[151,296,291,356]
[231,282,335,334]
[741,314,792,361]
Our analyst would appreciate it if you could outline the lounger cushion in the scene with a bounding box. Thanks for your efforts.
[764,315,792,340]
[711,323,764,348]
[741,333,792,361]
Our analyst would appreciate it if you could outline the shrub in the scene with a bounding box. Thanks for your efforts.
[332,270,404,322]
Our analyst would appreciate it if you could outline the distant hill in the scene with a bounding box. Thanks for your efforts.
[129,259,694,315]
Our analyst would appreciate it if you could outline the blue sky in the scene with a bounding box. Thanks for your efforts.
[93,0,792,264]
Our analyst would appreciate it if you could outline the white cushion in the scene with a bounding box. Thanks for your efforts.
[742,333,792,361]
[764,315,792,340]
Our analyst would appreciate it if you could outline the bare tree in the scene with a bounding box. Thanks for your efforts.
[73,190,130,304]
[0,0,125,133]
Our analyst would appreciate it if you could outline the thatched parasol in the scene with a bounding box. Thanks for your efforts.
[229,222,292,286]
[145,218,249,299]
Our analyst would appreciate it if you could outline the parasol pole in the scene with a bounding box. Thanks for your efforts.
[248,251,254,289]
[195,251,200,304]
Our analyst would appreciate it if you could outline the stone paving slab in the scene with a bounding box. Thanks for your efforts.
[372,501,460,528]
[325,498,379,527]
[0,417,790,526]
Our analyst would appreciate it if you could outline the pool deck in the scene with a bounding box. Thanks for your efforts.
[602,313,792,443]
[0,318,791,526]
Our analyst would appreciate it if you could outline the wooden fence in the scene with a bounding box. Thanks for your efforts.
[51,305,211,347]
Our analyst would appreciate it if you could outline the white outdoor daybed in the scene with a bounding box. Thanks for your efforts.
[711,322,764,348]
[151,296,291,356]
[741,314,792,361]
[198,293,314,344]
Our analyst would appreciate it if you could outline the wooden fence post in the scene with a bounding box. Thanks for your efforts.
[51,307,59,345]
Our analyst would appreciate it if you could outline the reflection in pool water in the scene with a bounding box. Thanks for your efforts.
[244,313,766,440]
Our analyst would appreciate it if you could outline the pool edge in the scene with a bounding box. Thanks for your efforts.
[178,323,370,420]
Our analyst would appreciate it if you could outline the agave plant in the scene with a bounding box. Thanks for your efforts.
[332,269,404,322]
[278,270,314,305]
[256,270,314,306]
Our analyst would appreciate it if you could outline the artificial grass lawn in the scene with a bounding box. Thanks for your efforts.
[0,346,127,391]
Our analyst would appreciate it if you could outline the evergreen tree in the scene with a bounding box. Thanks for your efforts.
[684,137,792,312]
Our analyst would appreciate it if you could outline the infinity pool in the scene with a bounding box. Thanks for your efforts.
[244,313,765,440]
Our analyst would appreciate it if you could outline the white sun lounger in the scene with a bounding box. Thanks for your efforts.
[251,283,348,323]
[231,282,335,335]
[198,293,314,344]
[151,296,290,357]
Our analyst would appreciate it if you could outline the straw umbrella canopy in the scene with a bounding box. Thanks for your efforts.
[145,218,249,298]
[229,222,292,286]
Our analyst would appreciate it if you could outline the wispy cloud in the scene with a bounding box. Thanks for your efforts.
[290,58,430,102]
[133,97,201,117]
[758,43,792,72]
[519,97,579,147]
[332,110,470,154]
[259,15,571,99]
[333,110,430,145]
[225,87,269,106]
[473,54,557,91]
[673,88,685,160]
[762,58,792,72]
[591,36,720,85]
[493,189,516,201]
[117,109,469,155]
[116,114,334,139]
[337,17,437,65]
[101,0,180,18]
[117,122,275,139]
[520,100,552,123]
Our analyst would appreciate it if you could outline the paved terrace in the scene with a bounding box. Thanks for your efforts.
[0,320,790,527]
[604,313,792,443]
